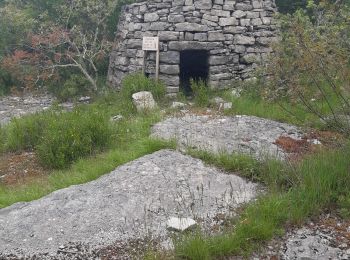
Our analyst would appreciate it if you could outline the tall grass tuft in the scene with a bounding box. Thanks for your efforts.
[176,145,350,259]
[191,80,211,107]
[36,108,112,169]
[3,106,114,169]
[5,112,50,151]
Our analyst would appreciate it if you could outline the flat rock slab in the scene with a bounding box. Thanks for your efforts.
[0,150,258,257]
[151,115,304,159]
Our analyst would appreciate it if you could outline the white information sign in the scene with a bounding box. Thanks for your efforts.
[142,37,159,51]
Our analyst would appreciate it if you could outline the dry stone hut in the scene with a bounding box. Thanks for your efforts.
[107,0,278,94]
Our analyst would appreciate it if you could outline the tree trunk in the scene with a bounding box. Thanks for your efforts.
[77,63,98,92]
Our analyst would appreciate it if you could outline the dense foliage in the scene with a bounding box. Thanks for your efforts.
[266,0,350,133]
[276,0,308,13]
[0,0,126,96]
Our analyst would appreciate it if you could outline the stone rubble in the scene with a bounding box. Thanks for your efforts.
[252,214,350,260]
[0,95,53,126]
[0,94,80,126]
[108,0,278,92]
[281,228,350,260]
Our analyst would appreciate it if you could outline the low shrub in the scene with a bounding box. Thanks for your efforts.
[36,108,112,169]
[3,105,113,169]
[5,112,50,151]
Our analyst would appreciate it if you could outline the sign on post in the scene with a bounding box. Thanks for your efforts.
[142,37,159,51]
[142,37,160,81]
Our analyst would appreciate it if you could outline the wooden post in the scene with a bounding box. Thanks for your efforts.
[142,51,146,75]
[155,41,160,82]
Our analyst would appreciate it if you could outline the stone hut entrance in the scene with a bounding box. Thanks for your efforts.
[180,50,209,94]
[107,0,278,94]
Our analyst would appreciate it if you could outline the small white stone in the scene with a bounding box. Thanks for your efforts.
[110,115,124,122]
[231,88,242,98]
[171,102,186,109]
[308,139,322,145]
[166,217,197,232]
[212,97,225,104]
[339,243,347,249]
[78,96,91,102]
[222,102,233,110]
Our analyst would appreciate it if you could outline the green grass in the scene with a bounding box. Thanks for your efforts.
[187,150,294,193]
[220,82,345,130]
[0,126,5,153]
[224,94,320,127]
[1,77,167,170]
[0,138,173,208]
[0,112,175,208]
[191,80,211,107]
[175,145,350,259]
[0,87,175,208]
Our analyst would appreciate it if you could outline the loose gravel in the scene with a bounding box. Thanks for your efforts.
[0,95,53,126]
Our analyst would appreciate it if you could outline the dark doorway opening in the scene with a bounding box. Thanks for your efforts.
[180,50,209,95]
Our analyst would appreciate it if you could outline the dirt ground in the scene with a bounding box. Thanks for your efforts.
[0,152,48,186]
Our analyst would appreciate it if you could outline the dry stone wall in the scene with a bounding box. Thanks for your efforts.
[108,0,278,93]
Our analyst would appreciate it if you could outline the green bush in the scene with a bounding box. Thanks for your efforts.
[267,2,350,133]
[36,108,112,169]
[191,80,210,107]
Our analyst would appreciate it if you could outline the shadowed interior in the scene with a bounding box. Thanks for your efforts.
[180,50,209,95]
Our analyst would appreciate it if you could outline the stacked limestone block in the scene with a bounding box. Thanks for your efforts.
[108,0,277,93]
